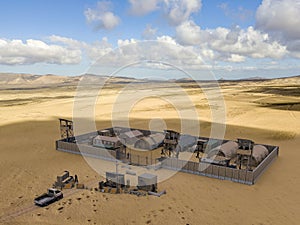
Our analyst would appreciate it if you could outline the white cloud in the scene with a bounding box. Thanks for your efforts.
[84,36,207,70]
[128,0,201,26]
[255,0,300,58]
[129,0,160,16]
[256,0,300,40]
[142,24,157,40]
[0,38,81,65]
[85,38,113,61]
[200,48,215,61]
[175,20,203,45]
[176,21,288,61]
[50,35,113,62]
[48,34,205,68]
[163,0,202,25]
[49,35,84,48]
[210,26,287,59]
[227,54,245,63]
[117,38,137,47]
[156,35,177,45]
[84,1,120,30]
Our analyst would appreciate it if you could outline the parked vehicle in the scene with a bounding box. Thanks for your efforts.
[34,188,63,206]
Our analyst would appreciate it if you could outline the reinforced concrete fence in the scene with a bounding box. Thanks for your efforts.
[56,139,279,185]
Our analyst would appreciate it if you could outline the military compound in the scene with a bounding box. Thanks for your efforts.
[56,119,279,185]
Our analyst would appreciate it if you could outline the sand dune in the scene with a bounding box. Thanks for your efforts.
[0,120,299,225]
[0,75,299,224]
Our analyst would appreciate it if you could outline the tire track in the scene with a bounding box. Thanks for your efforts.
[0,204,38,223]
[287,104,297,120]
[0,180,98,223]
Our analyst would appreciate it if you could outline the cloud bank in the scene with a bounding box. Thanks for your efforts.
[84,1,120,30]
[0,39,81,65]
[1,0,300,71]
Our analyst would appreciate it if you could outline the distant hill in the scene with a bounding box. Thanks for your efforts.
[217,76,269,82]
[239,76,268,80]
[0,72,299,89]
[218,75,300,82]
[0,73,144,89]
[0,73,38,85]
[0,73,78,85]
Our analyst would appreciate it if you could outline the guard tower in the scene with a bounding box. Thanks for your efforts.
[236,138,254,169]
[194,139,208,158]
[59,118,74,141]
[162,130,180,157]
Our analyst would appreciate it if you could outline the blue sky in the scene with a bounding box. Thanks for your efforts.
[0,0,299,79]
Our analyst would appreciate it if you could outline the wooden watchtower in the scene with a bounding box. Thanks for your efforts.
[236,138,254,169]
[59,118,74,141]
[162,130,180,157]
[194,139,208,158]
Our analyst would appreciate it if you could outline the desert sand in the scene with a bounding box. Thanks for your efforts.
[0,75,299,225]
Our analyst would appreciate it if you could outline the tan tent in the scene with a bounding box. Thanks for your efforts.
[134,133,165,150]
[249,145,269,166]
[207,141,238,159]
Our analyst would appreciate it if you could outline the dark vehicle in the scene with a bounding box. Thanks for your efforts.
[34,188,63,206]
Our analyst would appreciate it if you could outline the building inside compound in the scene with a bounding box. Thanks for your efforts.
[90,127,270,170]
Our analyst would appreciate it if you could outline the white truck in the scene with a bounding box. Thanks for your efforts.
[34,188,63,206]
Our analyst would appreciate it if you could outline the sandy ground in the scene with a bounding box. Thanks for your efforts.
[0,78,300,224]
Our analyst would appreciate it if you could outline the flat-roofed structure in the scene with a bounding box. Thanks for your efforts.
[138,173,157,192]
[93,135,122,149]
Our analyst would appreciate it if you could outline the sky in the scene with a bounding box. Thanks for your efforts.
[0,0,300,79]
